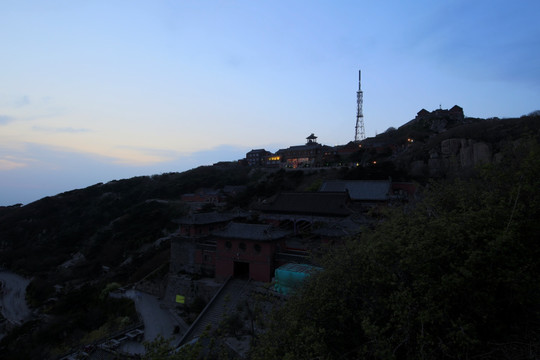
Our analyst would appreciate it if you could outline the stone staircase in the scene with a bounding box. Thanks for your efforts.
[177,277,250,347]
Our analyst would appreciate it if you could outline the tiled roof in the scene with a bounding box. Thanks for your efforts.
[276,142,323,154]
[417,108,430,116]
[248,149,269,154]
[222,185,247,194]
[213,222,291,241]
[174,212,242,225]
[255,192,352,216]
[319,180,391,201]
[275,263,321,274]
[312,217,364,237]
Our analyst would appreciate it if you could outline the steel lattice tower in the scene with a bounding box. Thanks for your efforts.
[354,70,365,142]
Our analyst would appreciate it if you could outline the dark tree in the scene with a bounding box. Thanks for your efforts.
[252,139,540,360]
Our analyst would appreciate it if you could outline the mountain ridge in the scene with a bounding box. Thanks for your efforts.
[1,112,539,358]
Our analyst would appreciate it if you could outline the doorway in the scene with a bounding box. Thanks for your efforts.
[233,261,250,279]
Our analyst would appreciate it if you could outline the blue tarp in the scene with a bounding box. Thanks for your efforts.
[274,263,321,295]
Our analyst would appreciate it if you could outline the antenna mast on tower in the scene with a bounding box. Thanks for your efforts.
[354,70,365,142]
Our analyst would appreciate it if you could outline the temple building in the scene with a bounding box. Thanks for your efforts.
[276,133,334,168]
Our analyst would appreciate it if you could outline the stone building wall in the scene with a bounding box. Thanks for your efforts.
[170,236,198,275]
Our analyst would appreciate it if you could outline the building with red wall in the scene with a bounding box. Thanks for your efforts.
[171,192,365,283]
[213,223,291,282]
[253,191,354,234]
[171,212,246,275]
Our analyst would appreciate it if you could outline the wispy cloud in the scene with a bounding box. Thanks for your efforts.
[108,145,182,166]
[32,125,91,133]
[401,2,540,86]
[180,144,250,166]
[102,144,250,171]
[15,95,30,107]
[0,157,27,170]
[0,95,31,108]
[0,115,15,125]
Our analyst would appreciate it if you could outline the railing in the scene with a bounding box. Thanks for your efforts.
[275,251,310,264]
[196,242,216,251]
[57,322,144,359]
[176,276,232,347]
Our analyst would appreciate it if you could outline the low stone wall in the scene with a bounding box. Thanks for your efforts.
[162,274,222,309]
[135,279,167,297]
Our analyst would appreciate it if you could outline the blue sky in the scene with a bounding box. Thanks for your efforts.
[1,0,539,205]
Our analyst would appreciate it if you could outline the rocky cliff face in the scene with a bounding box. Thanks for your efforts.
[406,138,502,178]
[445,138,492,165]
[391,114,540,180]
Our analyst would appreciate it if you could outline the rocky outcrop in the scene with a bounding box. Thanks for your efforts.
[406,138,496,178]
[473,142,492,165]
[440,139,462,156]
[449,139,492,171]
[457,139,492,168]
[409,160,427,178]
[414,105,466,133]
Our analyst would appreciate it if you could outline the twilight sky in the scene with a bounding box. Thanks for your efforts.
[1,1,539,205]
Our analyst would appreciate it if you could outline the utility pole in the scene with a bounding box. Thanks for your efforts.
[355,70,365,142]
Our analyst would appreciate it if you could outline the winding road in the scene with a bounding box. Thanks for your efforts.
[123,289,182,342]
[0,270,31,326]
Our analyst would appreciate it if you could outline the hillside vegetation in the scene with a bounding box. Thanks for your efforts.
[252,138,540,359]
[1,114,539,359]
[0,166,251,357]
